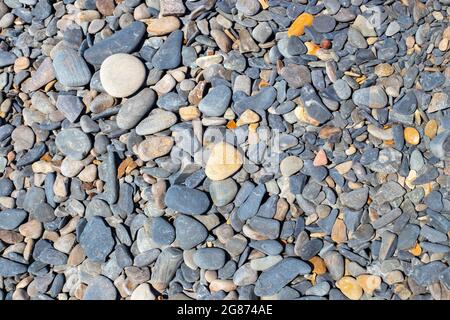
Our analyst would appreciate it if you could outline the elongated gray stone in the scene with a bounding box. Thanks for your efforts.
[84,21,147,65]
[116,88,156,130]
[135,110,177,135]
[233,86,277,115]
[0,257,28,277]
[53,49,91,87]
[0,209,27,230]
[237,184,266,221]
[254,258,311,296]
[151,30,183,70]
[150,247,183,291]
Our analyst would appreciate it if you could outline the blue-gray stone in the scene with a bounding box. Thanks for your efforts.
[165,185,210,215]
[411,261,447,286]
[151,30,183,70]
[339,187,369,210]
[300,84,332,124]
[36,247,67,265]
[0,209,27,230]
[237,184,266,221]
[84,275,117,300]
[249,240,283,255]
[148,217,175,246]
[199,85,232,117]
[157,92,187,112]
[79,216,115,262]
[0,51,16,67]
[53,49,91,87]
[0,257,28,277]
[193,248,226,270]
[420,72,445,91]
[84,21,147,65]
[174,214,208,250]
[0,178,13,197]
[55,128,92,161]
[393,91,417,115]
[254,258,311,296]
[233,86,277,115]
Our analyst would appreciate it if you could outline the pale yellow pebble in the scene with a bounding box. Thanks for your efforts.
[335,160,353,175]
[356,274,381,295]
[405,170,417,189]
[367,37,378,45]
[336,276,363,300]
[236,109,260,126]
[424,120,438,139]
[374,63,394,77]
[179,106,200,121]
[205,142,243,181]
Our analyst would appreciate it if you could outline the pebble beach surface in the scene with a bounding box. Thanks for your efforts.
[0,0,449,301]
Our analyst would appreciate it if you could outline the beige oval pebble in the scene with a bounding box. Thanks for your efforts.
[336,276,363,300]
[137,136,174,161]
[205,142,243,181]
[100,53,146,98]
[146,16,180,36]
[356,274,381,295]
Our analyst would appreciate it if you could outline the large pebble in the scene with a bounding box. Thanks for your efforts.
[100,53,146,98]
[165,185,210,215]
[55,128,92,161]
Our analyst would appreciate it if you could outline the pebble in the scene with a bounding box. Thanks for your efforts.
[138,136,174,161]
[199,85,231,117]
[339,188,368,210]
[209,178,238,207]
[205,142,243,181]
[79,217,115,263]
[0,0,447,302]
[0,209,28,230]
[352,86,388,109]
[53,49,91,87]
[56,95,84,123]
[152,30,183,70]
[174,215,208,250]
[336,277,363,300]
[116,89,156,130]
[165,185,210,215]
[84,276,117,300]
[193,248,226,270]
[135,110,177,135]
[84,21,146,65]
[254,258,311,296]
[55,128,92,161]
[100,54,146,98]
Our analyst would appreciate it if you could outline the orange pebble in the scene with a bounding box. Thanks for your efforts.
[287,13,314,37]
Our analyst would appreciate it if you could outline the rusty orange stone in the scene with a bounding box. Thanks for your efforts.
[226,120,237,129]
[404,127,420,145]
[309,256,327,275]
[287,13,314,37]
[409,242,422,256]
[305,41,320,55]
